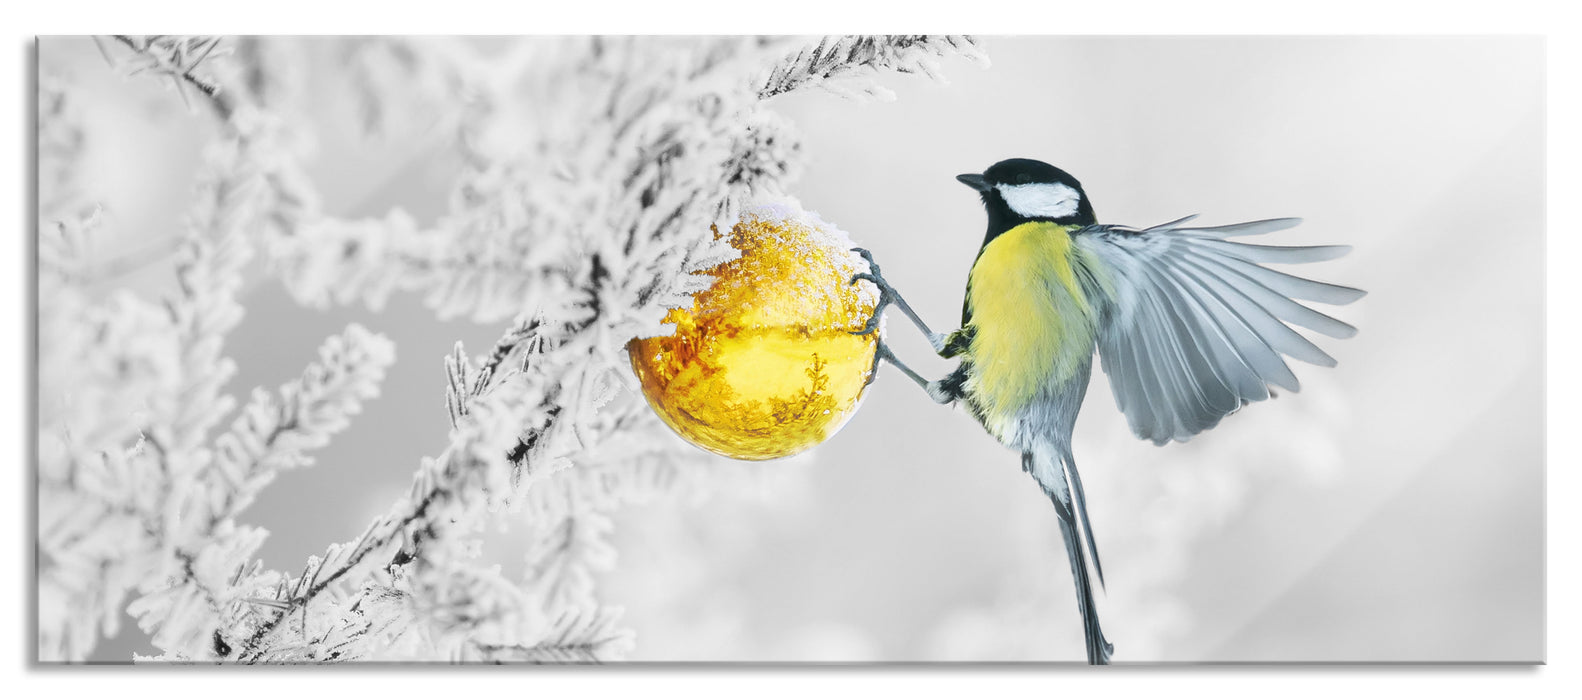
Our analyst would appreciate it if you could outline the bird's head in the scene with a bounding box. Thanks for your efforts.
[957,158,1096,230]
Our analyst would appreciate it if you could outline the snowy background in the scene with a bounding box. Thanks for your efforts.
[40,35,1542,663]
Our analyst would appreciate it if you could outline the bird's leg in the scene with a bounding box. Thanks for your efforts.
[872,343,924,389]
[865,344,956,404]
[848,247,949,354]
[848,248,957,403]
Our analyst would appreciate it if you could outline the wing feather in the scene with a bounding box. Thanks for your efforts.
[1189,251,1368,306]
[1139,214,1201,232]
[1172,217,1302,238]
[1195,239,1353,264]
[1183,251,1358,338]
[1111,321,1169,436]
[1174,257,1337,368]
[1076,218,1363,444]
[1164,258,1303,391]
[1137,263,1241,415]
[1134,263,1222,421]
[1148,264,1271,404]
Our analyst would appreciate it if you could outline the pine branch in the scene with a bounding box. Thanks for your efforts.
[40,35,989,663]
[205,324,396,527]
[236,35,988,663]
[473,609,635,664]
[37,107,394,662]
[38,134,264,660]
[758,35,987,100]
[101,35,236,118]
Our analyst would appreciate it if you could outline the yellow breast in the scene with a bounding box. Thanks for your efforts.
[964,222,1097,435]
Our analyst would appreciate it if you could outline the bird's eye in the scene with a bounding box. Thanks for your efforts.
[1014,173,1032,184]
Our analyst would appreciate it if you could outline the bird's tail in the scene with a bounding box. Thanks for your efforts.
[1024,445,1114,665]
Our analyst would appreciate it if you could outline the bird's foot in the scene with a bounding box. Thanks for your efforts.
[848,247,894,336]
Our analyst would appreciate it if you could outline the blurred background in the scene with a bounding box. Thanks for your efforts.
[41,35,1543,663]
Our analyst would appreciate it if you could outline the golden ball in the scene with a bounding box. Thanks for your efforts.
[628,202,879,461]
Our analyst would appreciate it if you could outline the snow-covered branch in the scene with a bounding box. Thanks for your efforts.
[758,35,988,100]
[37,124,396,661]
[472,609,635,664]
[37,35,987,663]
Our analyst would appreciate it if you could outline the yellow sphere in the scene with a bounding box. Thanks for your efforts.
[628,202,879,461]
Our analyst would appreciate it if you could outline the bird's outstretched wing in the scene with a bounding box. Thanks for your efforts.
[1072,217,1365,445]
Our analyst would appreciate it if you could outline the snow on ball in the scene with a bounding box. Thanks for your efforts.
[627,200,880,460]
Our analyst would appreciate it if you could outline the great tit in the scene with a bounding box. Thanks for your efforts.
[851,157,1364,664]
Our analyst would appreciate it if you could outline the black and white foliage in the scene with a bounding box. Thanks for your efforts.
[37,35,986,663]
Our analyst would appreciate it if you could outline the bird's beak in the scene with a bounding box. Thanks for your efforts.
[956,173,991,192]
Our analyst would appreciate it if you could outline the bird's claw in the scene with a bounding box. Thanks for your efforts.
[851,246,878,270]
[849,248,893,337]
[848,248,886,291]
[851,298,890,336]
[848,272,881,287]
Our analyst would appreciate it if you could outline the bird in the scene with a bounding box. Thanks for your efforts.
[849,157,1364,665]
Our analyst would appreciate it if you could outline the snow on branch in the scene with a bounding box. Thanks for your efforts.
[267,35,983,325]
[37,86,395,662]
[38,35,987,663]
[206,324,395,521]
[472,608,635,664]
[96,35,232,114]
[758,35,989,100]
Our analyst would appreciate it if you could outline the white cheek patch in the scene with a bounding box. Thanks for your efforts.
[999,182,1082,219]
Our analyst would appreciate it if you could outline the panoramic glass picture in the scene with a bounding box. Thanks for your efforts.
[35,35,1542,664]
